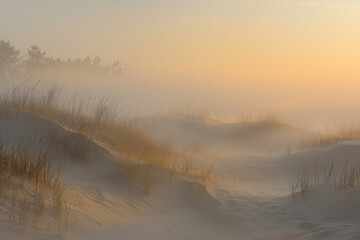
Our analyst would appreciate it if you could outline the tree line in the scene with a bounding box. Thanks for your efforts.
[0,40,123,79]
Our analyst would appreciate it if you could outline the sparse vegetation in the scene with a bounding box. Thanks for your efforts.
[291,158,360,195]
[290,165,310,195]
[166,106,223,123]
[0,137,71,233]
[300,125,360,150]
[237,113,304,129]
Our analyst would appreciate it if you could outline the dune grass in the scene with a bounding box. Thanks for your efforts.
[165,106,223,123]
[300,125,360,150]
[290,158,360,195]
[0,137,71,233]
[0,82,214,196]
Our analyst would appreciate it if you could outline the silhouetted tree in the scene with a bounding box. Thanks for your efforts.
[0,40,21,76]
[26,45,46,69]
[111,60,122,75]
[92,56,101,68]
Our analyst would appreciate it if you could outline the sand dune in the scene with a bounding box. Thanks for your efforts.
[1,109,360,240]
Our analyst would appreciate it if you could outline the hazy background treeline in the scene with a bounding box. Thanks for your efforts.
[1,39,359,130]
[0,40,123,82]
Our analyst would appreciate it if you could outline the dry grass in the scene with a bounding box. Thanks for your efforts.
[290,165,310,195]
[300,125,360,150]
[166,106,223,122]
[0,82,214,195]
[143,167,154,196]
[237,113,304,129]
[290,158,360,195]
[0,137,71,233]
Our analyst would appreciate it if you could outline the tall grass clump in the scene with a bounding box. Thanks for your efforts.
[290,158,360,196]
[0,137,71,233]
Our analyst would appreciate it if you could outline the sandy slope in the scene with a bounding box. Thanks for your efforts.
[1,111,360,240]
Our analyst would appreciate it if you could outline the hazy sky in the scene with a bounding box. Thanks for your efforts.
[1,0,360,124]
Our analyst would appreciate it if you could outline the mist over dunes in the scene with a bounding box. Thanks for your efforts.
[1,1,360,239]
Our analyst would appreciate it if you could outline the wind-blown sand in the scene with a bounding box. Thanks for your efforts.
[1,110,360,240]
